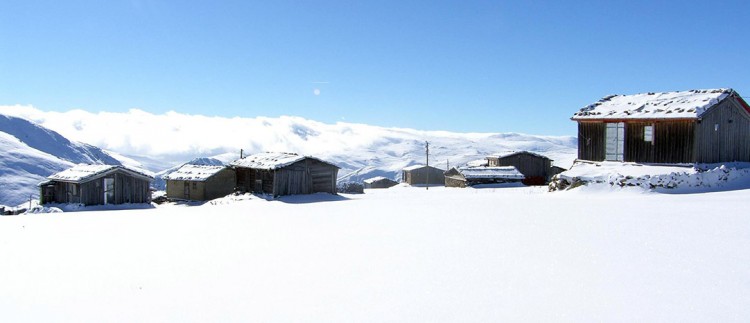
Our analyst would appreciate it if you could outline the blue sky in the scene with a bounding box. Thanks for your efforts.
[1,0,749,136]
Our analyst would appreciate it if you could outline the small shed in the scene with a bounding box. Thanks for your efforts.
[363,176,398,189]
[572,88,750,163]
[487,151,554,185]
[230,152,339,197]
[164,164,236,201]
[402,165,445,186]
[444,166,525,188]
[40,164,153,206]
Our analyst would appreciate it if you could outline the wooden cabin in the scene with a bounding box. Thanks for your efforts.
[573,88,750,164]
[40,164,153,206]
[444,166,525,188]
[164,164,236,201]
[401,165,445,186]
[230,152,339,197]
[363,176,398,189]
[487,151,554,185]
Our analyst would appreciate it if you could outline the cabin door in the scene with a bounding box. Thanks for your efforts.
[184,182,190,199]
[104,177,115,204]
[605,122,625,161]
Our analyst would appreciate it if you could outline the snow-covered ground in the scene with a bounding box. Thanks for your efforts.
[2,186,749,322]
[552,161,750,193]
[1,105,577,183]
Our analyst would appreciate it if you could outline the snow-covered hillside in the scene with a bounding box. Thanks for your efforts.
[0,114,122,206]
[2,186,749,322]
[1,106,577,182]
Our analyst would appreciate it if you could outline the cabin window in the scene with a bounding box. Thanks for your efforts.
[643,125,653,142]
[192,182,197,189]
[70,183,78,196]
[715,124,719,131]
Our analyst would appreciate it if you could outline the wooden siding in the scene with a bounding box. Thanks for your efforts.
[623,122,654,163]
[652,121,695,163]
[42,170,151,205]
[489,152,551,183]
[578,120,697,163]
[235,158,338,197]
[403,166,445,185]
[577,122,606,161]
[694,97,750,163]
[203,168,237,200]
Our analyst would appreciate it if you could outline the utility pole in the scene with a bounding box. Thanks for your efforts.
[426,141,429,190]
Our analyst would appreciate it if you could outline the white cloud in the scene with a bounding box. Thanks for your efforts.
[0,105,577,178]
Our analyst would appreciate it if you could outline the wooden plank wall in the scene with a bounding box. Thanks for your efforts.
[695,98,750,163]
[495,153,551,179]
[308,159,338,194]
[624,122,653,163]
[204,168,237,200]
[577,122,606,161]
[235,158,338,196]
[405,166,445,185]
[45,170,151,205]
[653,121,695,163]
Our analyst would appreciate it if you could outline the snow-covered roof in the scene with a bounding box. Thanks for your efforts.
[403,164,443,171]
[47,164,154,183]
[163,164,229,182]
[456,166,525,180]
[363,176,394,184]
[572,88,733,120]
[229,152,337,170]
[489,151,551,160]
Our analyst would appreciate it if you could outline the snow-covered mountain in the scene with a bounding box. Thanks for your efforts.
[1,105,577,186]
[0,114,122,206]
[0,105,576,199]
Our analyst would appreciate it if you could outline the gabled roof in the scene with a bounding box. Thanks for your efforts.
[163,164,229,182]
[47,164,154,183]
[363,176,396,184]
[403,164,443,171]
[454,166,525,180]
[488,151,552,161]
[229,152,338,170]
[572,88,733,121]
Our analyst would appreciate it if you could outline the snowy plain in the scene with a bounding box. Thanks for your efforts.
[2,186,749,322]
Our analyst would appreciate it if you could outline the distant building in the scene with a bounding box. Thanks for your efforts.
[572,88,750,163]
[230,152,339,197]
[164,164,236,201]
[444,166,524,188]
[487,151,554,185]
[401,165,445,186]
[363,176,398,189]
[40,164,153,206]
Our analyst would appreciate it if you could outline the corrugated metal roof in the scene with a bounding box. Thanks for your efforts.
[572,88,732,120]
[457,166,525,180]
